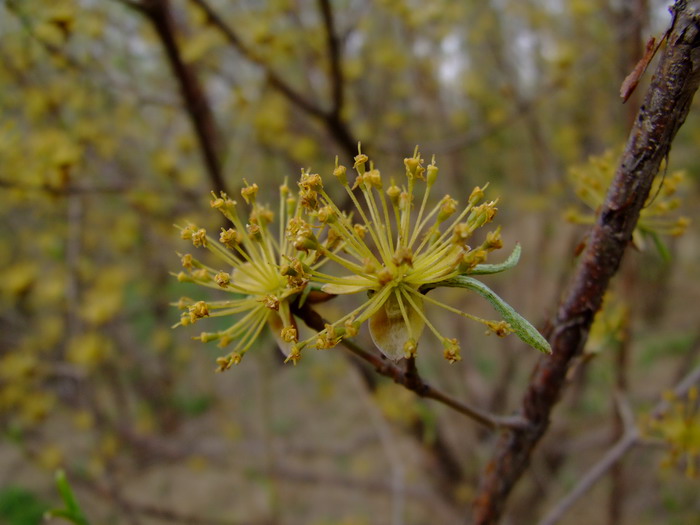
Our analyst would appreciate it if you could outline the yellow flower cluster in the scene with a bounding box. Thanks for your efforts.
[299,147,503,363]
[643,387,700,479]
[565,148,690,254]
[174,148,548,369]
[174,181,331,369]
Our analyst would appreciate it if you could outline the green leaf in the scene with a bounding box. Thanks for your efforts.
[442,275,551,354]
[469,243,521,275]
[44,471,90,525]
[647,231,671,262]
[0,486,49,525]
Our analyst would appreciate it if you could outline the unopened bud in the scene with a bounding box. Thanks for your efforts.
[426,161,438,186]
[333,158,348,185]
[214,271,231,287]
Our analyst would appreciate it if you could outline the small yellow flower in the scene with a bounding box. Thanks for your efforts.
[566,148,691,255]
[292,146,504,361]
[643,387,700,478]
[173,182,330,369]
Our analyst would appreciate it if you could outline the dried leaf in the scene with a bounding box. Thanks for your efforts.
[620,36,659,103]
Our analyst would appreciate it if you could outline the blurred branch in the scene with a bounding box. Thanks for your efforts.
[0,178,126,195]
[295,303,470,503]
[4,1,83,71]
[77,476,251,525]
[188,0,324,119]
[473,3,700,523]
[349,367,406,525]
[296,304,527,431]
[317,0,343,116]
[674,327,700,382]
[188,0,360,161]
[273,464,459,522]
[538,363,700,525]
[608,306,632,525]
[538,405,638,525]
[121,0,229,196]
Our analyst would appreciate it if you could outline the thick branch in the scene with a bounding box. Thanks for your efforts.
[136,0,229,196]
[473,3,700,523]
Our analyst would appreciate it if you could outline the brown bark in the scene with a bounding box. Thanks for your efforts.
[188,0,360,163]
[472,2,700,522]
[135,0,229,196]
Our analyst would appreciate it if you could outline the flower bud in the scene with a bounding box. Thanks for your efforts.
[366,168,382,189]
[189,301,209,319]
[354,153,368,173]
[386,183,401,205]
[317,205,336,223]
[181,253,194,269]
[220,228,242,248]
[403,338,418,358]
[214,271,231,288]
[426,160,438,186]
[191,228,207,247]
[437,196,457,222]
[442,338,461,363]
[241,181,259,204]
[333,158,348,185]
[281,326,298,343]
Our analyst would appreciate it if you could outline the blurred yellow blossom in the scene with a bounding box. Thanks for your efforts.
[565,148,691,257]
[174,182,332,368]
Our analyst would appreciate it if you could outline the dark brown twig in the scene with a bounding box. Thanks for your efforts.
[317,0,344,116]
[76,476,253,525]
[187,0,360,162]
[187,0,325,119]
[473,3,700,523]
[122,0,229,196]
[296,304,527,431]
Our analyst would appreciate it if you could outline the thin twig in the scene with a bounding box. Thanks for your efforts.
[188,0,325,119]
[317,0,344,116]
[187,0,360,162]
[538,364,700,525]
[124,0,229,196]
[296,304,527,431]
[538,430,638,525]
[77,477,252,525]
[608,305,631,525]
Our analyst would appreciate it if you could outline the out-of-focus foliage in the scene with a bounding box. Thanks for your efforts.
[0,486,49,525]
[565,147,691,257]
[643,387,700,478]
[0,0,698,523]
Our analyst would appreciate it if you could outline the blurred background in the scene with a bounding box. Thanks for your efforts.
[1,0,698,524]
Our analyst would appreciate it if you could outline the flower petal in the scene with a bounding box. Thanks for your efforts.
[268,311,297,358]
[369,292,425,361]
[321,278,373,295]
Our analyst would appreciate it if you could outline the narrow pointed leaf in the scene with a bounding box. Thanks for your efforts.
[444,275,551,354]
[469,243,521,275]
[46,470,91,525]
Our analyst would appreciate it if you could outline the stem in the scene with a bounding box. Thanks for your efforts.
[133,0,229,196]
[296,304,528,431]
